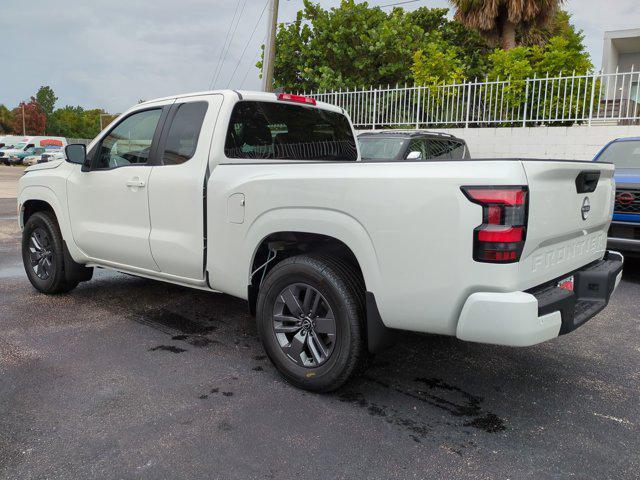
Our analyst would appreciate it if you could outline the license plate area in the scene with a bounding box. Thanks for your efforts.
[557,275,574,292]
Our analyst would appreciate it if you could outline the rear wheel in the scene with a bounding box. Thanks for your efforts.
[22,211,79,294]
[256,254,366,392]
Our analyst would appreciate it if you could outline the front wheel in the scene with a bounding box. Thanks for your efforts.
[256,255,366,392]
[22,211,79,294]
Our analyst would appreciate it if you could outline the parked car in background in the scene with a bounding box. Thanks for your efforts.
[41,146,66,163]
[22,148,47,166]
[0,137,67,165]
[358,130,470,162]
[594,137,640,257]
[23,146,66,166]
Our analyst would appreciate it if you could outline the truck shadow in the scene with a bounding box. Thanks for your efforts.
[67,268,632,447]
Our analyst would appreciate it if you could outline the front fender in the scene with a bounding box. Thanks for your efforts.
[18,185,86,263]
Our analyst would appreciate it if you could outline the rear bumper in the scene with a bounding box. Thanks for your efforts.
[456,251,624,347]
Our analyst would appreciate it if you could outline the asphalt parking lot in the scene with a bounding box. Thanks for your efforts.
[0,165,639,479]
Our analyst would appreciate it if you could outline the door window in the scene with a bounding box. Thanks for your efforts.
[448,141,468,159]
[160,102,208,165]
[94,109,162,169]
[405,139,427,159]
[426,139,466,159]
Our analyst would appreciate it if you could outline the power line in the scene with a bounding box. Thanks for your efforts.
[211,0,248,89]
[378,0,421,7]
[227,0,269,88]
[209,0,242,89]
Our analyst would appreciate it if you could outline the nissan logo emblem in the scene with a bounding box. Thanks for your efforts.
[581,197,591,220]
[617,192,634,206]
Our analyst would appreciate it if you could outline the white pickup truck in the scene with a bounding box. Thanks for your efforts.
[18,90,623,391]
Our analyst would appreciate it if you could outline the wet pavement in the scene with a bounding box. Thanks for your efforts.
[1,183,639,479]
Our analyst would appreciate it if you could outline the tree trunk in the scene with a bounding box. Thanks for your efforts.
[499,16,517,50]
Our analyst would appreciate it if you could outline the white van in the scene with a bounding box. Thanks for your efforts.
[0,135,26,149]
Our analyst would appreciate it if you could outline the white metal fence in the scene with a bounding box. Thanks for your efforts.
[305,69,640,128]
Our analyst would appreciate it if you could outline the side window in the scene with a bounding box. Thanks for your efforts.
[160,102,208,165]
[94,109,162,169]
[449,141,467,160]
[427,139,455,159]
[405,139,426,159]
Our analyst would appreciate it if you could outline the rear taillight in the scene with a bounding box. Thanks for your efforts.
[461,186,529,263]
[277,93,317,106]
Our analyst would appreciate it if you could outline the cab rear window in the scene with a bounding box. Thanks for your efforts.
[224,101,357,161]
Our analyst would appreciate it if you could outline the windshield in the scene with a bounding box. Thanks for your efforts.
[358,137,405,160]
[596,140,640,168]
[225,101,357,161]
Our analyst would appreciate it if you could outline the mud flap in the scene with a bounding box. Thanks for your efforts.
[366,292,396,354]
[63,241,93,283]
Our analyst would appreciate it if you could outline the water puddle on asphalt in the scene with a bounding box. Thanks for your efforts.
[134,307,228,354]
[337,374,506,447]
[148,345,187,354]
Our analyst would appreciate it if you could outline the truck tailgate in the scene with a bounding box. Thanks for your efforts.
[519,160,616,289]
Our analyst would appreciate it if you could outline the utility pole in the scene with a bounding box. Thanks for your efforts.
[261,0,279,92]
[22,104,26,135]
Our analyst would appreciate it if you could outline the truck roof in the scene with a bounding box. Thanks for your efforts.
[137,90,343,114]
[358,129,459,140]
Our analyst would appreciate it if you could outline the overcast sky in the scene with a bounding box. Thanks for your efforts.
[2,0,639,113]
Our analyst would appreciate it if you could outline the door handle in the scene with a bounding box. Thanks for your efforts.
[126,178,146,188]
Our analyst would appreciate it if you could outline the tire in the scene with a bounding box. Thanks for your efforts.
[256,254,366,392]
[22,211,79,294]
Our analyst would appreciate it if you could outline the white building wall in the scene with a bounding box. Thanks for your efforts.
[431,125,640,160]
[358,126,640,160]
[619,53,640,72]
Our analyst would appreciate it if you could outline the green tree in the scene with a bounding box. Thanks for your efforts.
[408,8,490,80]
[36,85,58,117]
[259,0,489,92]
[487,32,593,121]
[449,0,565,50]
[411,40,465,86]
[520,10,584,48]
[0,105,14,134]
[488,33,592,80]
[11,98,46,135]
[47,106,108,139]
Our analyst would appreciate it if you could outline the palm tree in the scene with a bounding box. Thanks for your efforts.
[449,0,564,50]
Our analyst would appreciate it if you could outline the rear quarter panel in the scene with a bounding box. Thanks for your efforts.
[207,160,529,335]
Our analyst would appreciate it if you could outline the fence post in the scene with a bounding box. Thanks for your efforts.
[372,88,378,130]
[465,79,472,128]
[415,86,421,129]
[522,77,531,127]
[588,72,597,126]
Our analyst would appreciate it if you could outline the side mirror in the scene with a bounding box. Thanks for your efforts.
[65,144,87,165]
[406,151,422,160]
